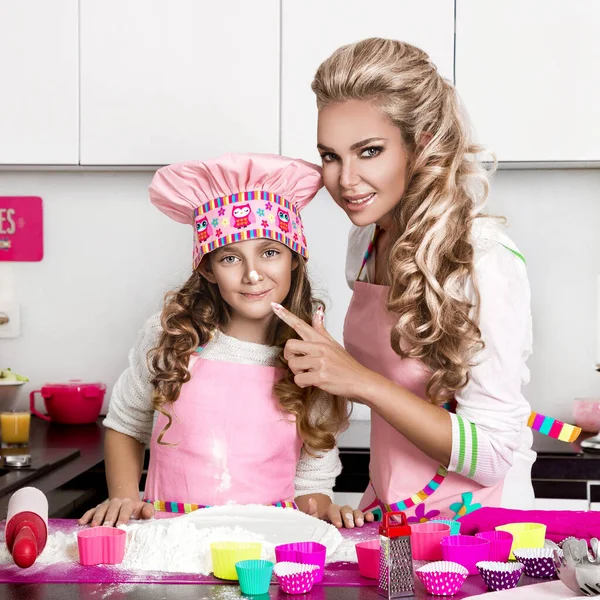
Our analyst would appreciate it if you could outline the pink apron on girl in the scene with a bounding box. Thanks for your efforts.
[144,352,303,512]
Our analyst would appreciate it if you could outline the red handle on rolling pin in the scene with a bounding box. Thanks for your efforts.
[12,523,39,568]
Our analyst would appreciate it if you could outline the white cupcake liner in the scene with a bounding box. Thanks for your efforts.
[416,561,469,576]
[476,561,524,573]
[513,547,557,560]
[273,561,319,577]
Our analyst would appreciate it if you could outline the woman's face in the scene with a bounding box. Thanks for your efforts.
[317,99,410,230]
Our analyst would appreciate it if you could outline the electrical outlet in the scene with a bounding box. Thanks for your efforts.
[0,302,19,338]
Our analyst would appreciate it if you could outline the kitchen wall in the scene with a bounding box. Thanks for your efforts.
[1,168,599,423]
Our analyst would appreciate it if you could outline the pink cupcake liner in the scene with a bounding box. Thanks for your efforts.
[274,561,319,595]
[77,527,126,566]
[476,561,524,591]
[513,548,558,579]
[475,530,514,562]
[411,522,451,561]
[416,561,469,596]
[355,540,379,579]
[441,535,491,576]
[275,542,326,583]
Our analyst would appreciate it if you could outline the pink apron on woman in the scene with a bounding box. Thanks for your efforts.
[144,352,303,512]
[343,229,578,522]
[343,280,503,522]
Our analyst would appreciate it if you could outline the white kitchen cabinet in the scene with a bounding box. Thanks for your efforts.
[80,0,280,165]
[456,0,600,162]
[281,0,455,163]
[0,0,78,165]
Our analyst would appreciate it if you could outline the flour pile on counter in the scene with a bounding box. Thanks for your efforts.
[0,505,353,575]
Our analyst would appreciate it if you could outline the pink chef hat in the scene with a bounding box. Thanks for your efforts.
[149,153,323,268]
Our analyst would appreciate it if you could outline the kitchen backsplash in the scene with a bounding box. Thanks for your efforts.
[0,168,599,426]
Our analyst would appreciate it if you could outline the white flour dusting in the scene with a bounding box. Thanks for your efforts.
[0,530,78,565]
[120,519,268,574]
[0,505,355,576]
[211,435,232,493]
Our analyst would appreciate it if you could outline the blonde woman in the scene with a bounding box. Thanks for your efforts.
[272,38,537,527]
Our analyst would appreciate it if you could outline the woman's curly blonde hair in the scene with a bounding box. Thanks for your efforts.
[148,251,348,451]
[312,37,496,404]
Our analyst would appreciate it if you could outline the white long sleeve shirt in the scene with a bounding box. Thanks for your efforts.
[345,217,536,509]
[104,314,342,500]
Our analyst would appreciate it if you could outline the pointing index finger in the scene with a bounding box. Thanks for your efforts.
[271,302,320,342]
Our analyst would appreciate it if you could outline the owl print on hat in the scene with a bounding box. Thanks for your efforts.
[277,208,291,233]
[196,217,213,242]
[231,204,256,229]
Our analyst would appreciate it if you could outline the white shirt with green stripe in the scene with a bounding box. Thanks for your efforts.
[346,217,536,509]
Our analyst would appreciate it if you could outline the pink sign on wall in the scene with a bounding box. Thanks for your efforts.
[0,196,43,262]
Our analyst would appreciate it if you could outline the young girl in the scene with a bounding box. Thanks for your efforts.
[272,38,580,525]
[79,154,348,528]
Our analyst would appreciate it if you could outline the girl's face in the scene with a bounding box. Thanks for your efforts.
[201,239,297,325]
[317,99,410,230]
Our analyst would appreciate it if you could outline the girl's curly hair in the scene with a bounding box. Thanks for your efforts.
[148,253,348,451]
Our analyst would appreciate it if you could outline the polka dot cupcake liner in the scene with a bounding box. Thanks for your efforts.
[274,561,319,595]
[476,561,524,591]
[415,561,469,596]
[513,547,559,579]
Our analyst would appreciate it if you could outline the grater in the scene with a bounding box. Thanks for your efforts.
[378,511,414,598]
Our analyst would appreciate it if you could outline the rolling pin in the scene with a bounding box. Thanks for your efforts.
[5,487,48,568]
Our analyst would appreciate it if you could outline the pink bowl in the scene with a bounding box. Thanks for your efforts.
[355,540,379,579]
[441,535,490,575]
[30,381,106,425]
[411,522,451,561]
[275,542,326,583]
[475,530,514,562]
[77,527,126,566]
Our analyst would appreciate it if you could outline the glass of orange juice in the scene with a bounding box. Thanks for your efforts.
[0,411,31,448]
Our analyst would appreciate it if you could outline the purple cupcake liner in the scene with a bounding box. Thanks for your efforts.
[513,548,557,579]
[476,561,524,591]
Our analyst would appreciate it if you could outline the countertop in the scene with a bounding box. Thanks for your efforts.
[0,575,545,599]
[0,417,568,597]
[0,417,107,519]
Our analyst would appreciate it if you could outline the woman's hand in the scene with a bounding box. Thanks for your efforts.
[271,303,375,400]
[79,497,155,527]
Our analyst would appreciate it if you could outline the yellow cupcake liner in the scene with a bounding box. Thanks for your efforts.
[210,542,262,580]
[495,523,546,559]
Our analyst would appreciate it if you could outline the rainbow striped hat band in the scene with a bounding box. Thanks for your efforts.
[192,190,307,268]
[148,154,323,269]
